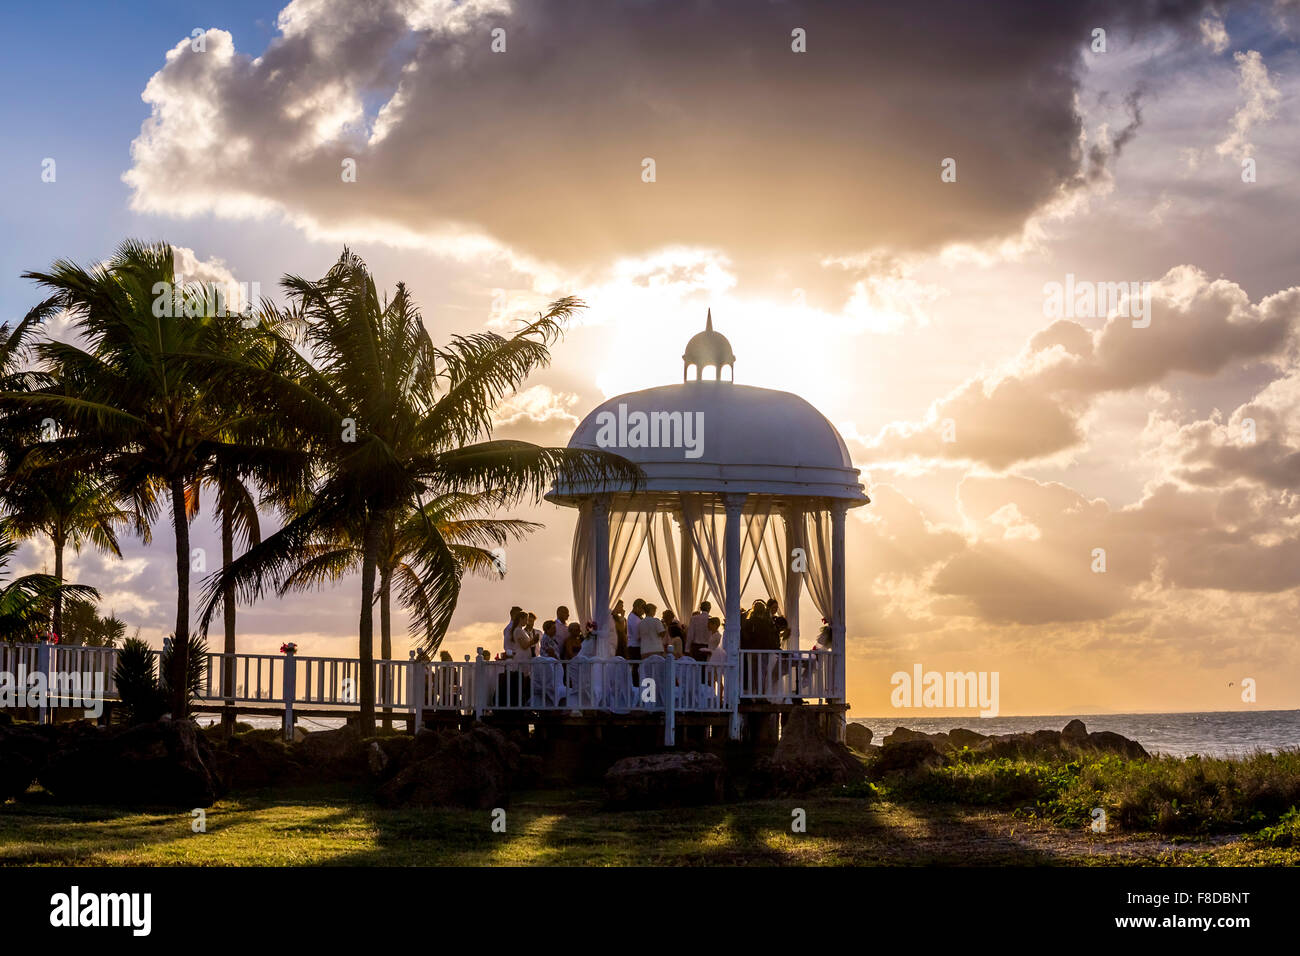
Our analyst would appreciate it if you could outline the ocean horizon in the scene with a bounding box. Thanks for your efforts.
[850,709,1300,758]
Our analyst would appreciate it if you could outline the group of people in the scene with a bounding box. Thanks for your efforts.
[499,596,812,665]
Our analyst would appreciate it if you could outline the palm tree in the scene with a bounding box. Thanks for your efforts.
[280,492,537,654]
[200,249,640,733]
[1,297,133,642]
[278,492,539,725]
[0,520,97,641]
[5,241,309,716]
[186,463,261,730]
[0,469,134,641]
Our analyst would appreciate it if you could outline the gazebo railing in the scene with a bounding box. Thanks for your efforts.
[411,654,733,745]
[4,641,833,745]
[738,649,835,701]
[414,656,732,716]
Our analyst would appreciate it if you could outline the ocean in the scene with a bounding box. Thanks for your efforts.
[850,710,1300,758]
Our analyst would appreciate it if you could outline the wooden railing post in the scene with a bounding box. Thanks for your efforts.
[36,638,51,725]
[282,647,297,741]
[409,651,426,734]
[664,651,676,747]
[473,648,485,721]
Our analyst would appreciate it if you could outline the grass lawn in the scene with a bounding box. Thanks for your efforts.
[4,784,1299,866]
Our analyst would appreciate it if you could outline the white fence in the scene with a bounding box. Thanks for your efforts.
[738,649,836,702]
[2,641,838,745]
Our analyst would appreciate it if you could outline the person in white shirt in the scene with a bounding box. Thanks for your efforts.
[639,603,666,657]
[511,611,538,659]
[686,601,711,661]
[525,612,542,658]
[504,605,522,655]
[626,598,644,661]
[706,617,726,662]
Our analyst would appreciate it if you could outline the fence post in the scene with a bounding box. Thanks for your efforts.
[36,638,51,725]
[664,651,676,747]
[473,648,485,722]
[409,651,426,735]
[728,656,741,740]
[282,647,297,741]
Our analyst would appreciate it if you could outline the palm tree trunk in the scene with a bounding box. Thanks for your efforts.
[379,564,392,731]
[221,497,236,735]
[52,532,65,642]
[357,512,383,735]
[169,477,191,719]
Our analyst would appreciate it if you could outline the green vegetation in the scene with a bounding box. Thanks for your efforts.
[112,632,208,723]
[3,782,1297,867]
[852,748,1300,837]
[2,242,639,735]
[4,749,1300,866]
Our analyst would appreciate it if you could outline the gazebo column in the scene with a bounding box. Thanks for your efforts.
[723,493,746,739]
[831,500,848,741]
[592,495,612,655]
[678,513,694,617]
[784,503,803,651]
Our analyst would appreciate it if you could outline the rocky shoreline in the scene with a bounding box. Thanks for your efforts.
[1,713,1148,812]
[846,719,1149,776]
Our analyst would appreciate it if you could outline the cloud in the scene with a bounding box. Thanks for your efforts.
[1200,15,1230,52]
[856,266,1297,469]
[1215,50,1282,159]
[124,0,1221,300]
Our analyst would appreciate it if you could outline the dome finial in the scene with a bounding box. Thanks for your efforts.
[683,309,736,382]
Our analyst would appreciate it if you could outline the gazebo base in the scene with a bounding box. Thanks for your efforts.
[415,700,848,745]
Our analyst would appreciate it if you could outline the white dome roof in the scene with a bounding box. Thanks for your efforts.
[547,381,868,505]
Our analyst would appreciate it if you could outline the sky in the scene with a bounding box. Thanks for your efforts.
[2,0,1299,717]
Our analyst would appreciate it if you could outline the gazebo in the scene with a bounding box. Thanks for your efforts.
[546,312,869,740]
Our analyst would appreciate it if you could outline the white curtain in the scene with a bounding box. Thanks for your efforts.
[753,505,804,648]
[679,493,769,617]
[803,507,833,624]
[645,510,704,618]
[572,501,650,646]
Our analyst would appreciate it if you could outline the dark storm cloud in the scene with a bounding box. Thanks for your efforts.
[126,0,1221,296]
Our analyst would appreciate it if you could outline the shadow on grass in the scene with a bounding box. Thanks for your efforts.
[0,783,1082,866]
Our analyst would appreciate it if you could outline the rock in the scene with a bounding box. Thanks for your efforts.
[972,730,1065,760]
[367,740,389,776]
[294,725,367,781]
[366,735,413,780]
[38,719,221,807]
[1031,729,1063,749]
[963,725,1148,761]
[377,726,522,809]
[883,727,929,745]
[0,723,55,800]
[748,710,869,796]
[883,726,953,750]
[844,723,873,752]
[213,732,302,790]
[870,739,943,777]
[604,752,726,810]
[1086,730,1149,760]
[948,728,988,749]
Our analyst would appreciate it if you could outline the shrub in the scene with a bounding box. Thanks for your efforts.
[160,631,208,707]
[113,632,208,723]
[113,637,165,723]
